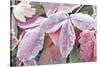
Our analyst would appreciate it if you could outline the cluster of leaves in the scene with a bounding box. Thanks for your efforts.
[10,0,97,66]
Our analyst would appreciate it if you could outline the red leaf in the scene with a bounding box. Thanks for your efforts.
[79,30,96,62]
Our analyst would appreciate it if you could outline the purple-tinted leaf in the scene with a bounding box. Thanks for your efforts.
[79,30,96,62]
[58,20,75,58]
[17,27,44,63]
[40,12,68,33]
[42,2,59,16]
[70,13,95,30]
[16,15,46,29]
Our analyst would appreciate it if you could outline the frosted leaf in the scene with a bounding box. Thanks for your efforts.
[49,20,75,58]
[17,27,44,62]
[79,30,96,62]
[16,16,46,29]
[13,0,36,22]
[58,20,75,58]
[70,13,95,30]
[40,12,68,33]
[42,2,59,16]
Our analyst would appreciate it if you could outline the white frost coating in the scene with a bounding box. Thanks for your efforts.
[40,12,68,33]
[58,20,75,58]
[70,13,95,31]
[17,27,44,62]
